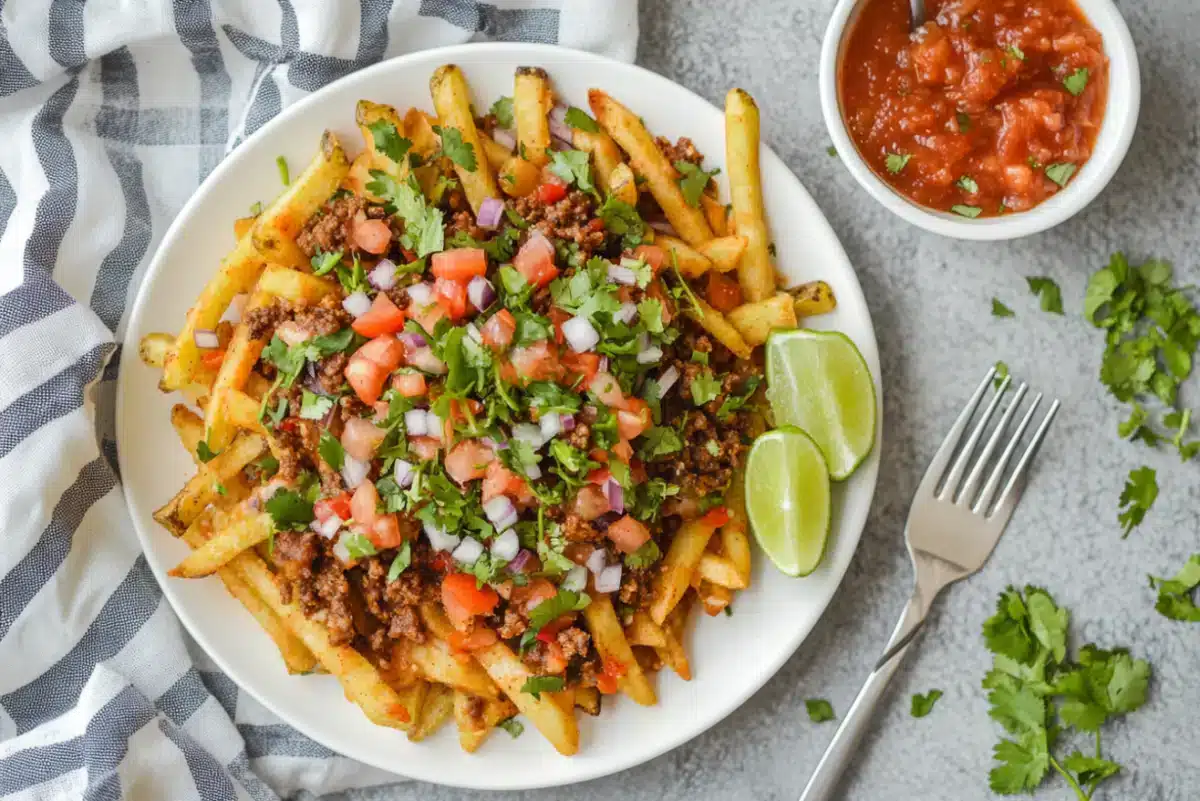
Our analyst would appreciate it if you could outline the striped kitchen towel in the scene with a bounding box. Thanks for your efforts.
[0,2,637,799]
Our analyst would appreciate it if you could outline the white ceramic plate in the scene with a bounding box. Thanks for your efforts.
[118,43,882,791]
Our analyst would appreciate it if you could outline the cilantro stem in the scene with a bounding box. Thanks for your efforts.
[1049,756,1090,801]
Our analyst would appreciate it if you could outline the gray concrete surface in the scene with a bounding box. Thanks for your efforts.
[335,1,1200,798]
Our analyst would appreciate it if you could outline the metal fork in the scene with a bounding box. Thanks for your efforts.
[798,367,1060,801]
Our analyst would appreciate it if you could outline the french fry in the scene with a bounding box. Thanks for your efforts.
[701,194,728,237]
[792,280,838,317]
[219,388,266,434]
[725,89,774,302]
[498,153,541,198]
[403,107,444,199]
[721,476,752,588]
[139,332,176,368]
[633,646,662,674]
[513,67,552,167]
[153,432,266,534]
[407,638,501,699]
[727,292,798,346]
[408,682,453,742]
[418,601,455,641]
[233,215,256,239]
[609,162,638,205]
[429,65,499,215]
[625,611,668,648]
[589,90,714,247]
[696,553,747,590]
[255,265,339,303]
[472,642,579,755]
[454,691,518,753]
[685,297,753,360]
[700,582,733,616]
[251,130,349,269]
[656,234,713,278]
[356,100,409,183]
[582,593,656,706]
[572,127,627,197]
[343,152,375,200]
[162,235,265,390]
[169,512,273,578]
[575,686,601,716]
[478,131,514,172]
[657,591,693,680]
[697,235,748,273]
[232,554,415,729]
[650,518,718,625]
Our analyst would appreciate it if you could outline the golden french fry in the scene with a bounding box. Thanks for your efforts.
[430,65,499,215]
[402,107,444,199]
[609,163,638,206]
[699,582,733,616]
[589,89,713,247]
[727,292,798,346]
[139,332,176,368]
[408,682,453,742]
[792,280,838,317]
[725,88,774,302]
[582,593,656,706]
[701,194,728,238]
[572,127,626,196]
[472,642,579,755]
[153,432,266,534]
[251,131,349,268]
[625,611,668,648]
[343,152,376,201]
[233,216,256,239]
[162,235,265,390]
[169,512,272,578]
[418,602,455,641]
[656,234,713,279]
[513,67,552,167]
[407,638,501,699]
[575,686,601,716]
[658,591,693,680]
[721,477,752,587]
[686,297,753,360]
[356,100,409,183]
[255,265,340,303]
[650,518,718,626]
[454,691,518,753]
[696,553,747,590]
[498,153,541,198]
[478,131,514,172]
[219,388,266,434]
[697,235,748,273]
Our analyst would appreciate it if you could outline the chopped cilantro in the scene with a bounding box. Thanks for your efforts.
[992,299,1015,318]
[716,375,761,421]
[805,699,835,723]
[519,589,591,650]
[434,125,477,171]
[196,440,219,463]
[341,532,377,560]
[624,539,662,569]
[367,119,412,163]
[1148,553,1200,622]
[1044,163,1077,188]
[366,171,444,257]
[957,175,979,194]
[299,389,334,420]
[335,255,368,295]
[1117,466,1157,537]
[548,149,596,195]
[637,425,683,460]
[826,145,838,156]
[489,96,515,130]
[310,249,343,276]
[1063,67,1089,96]
[691,350,709,365]
[674,160,720,207]
[956,111,971,132]
[951,204,982,218]
[386,541,412,582]
[564,106,600,132]
[1026,276,1064,314]
[596,195,645,250]
[318,429,345,472]
[705,439,721,457]
[264,488,313,530]
[276,155,289,186]
[910,690,943,718]
[885,152,911,174]
[690,370,723,406]
[520,675,564,700]
[497,717,524,738]
[1006,45,1026,61]
[994,360,1010,389]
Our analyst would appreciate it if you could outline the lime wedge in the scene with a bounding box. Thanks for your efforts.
[745,427,831,577]
[764,329,877,481]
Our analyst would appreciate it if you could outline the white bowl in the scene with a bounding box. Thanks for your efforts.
[818,0,1140,241]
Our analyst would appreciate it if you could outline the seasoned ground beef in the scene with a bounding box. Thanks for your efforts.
[292,294,350,338]
[656,135,703,167]
[245,299,288,341]
[445,209,485,241]
[316,352,348,394]
[619,567,651,609]
[496,608,527,640]
[557,626,591,662]
[296,194,366,258]
[566,422,590,450]
[512,190,606,256]
[559,511,600,543]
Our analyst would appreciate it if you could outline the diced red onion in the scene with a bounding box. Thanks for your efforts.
[602,477,625,514]
[562,565,588,592]
[467,276,496,311]
[607,264,637,286]
[341,455,370,489]
[549,105,573,143]
[509,549,536,574]
[511,422,545,449]
[523,461,543,480]
[398,331,428,350]
[586,548,607,575]
[484,496,517,526]
[550,136,572,151]
[560,414,576,432]
[406,282,433,307]
[404,409,428,436]
[598,356,609,373]
[563,315,599,353]
[492,128,517,150]
[452,537,484,565]
[426,411,445,442]
[637,345,663,365]
[222,293,248,323]
[408,347,447,375]
[193,329,219,349]
[342,291,372,318]
[490,528,520,561]
[393,459,415,488]
[275,321,312,347]
[482,436,509,451]
[310,514,343,540]
[657,365,680,395]
[648,220,677,236]
[368,260,398,290]
[539,412,561,440]
[614,302,638,325]
[332,537,354,564]
[595,564,623,594]
[423,521,461,552]
[476,197,505,229]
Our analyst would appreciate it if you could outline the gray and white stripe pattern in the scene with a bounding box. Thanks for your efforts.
[0,2,636,798]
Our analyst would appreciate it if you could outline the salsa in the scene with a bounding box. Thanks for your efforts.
[839,0,1108,217]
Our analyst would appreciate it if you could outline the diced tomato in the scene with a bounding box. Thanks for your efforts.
[448,398,485,422]
[498,360,519,386]
[431,248,487,281]
[447,628,499,652]
[482,460,529,504]
[612,439,633,464]
[548,307,570,345]
[344,356,388,405]
[587,467,611,485]
[392,371,427,397]
[409,436,441,461]
[617,397,652,440]
[543,641,568,674]
[587,218,606,233]
[352,294,407,338]
[353,218,392,254]
[536,617,573,644]
[634,244,667,272]
[314,492,352,522]
[573,485,611,521]
[514,232,558,288]
[444,440,493,484]
[511,340,561,382]
[372,400,390,422]
[511,578,558,611]
[442,573,500,627]
[370,514,405,549]
[561,351,601,388]
[701,506,731,528]
[411,302,446,334]
[589,371,624,408]
[536,180,568,204]
[589,448,609,464]
[355,333,405,371]
[433,277,469,320]
[706,270,743,313]
[606,515,650,554]
[350,481,380,527]
[481,309,516,350]
[596,672,619,695]
[276,418,298,433]
[200,349,226,369]
[342,416,386,462]
[430,551,453,573]
[602,657,628,679]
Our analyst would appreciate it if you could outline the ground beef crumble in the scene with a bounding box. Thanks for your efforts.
[513,190,606,256]
[296,194,367,258]
[656,135,703,167]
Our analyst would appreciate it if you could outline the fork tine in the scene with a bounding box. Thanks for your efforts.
[972,393,1042,515]
[914,368,999,498]
[957,383,1028,507]
[938,375,1012,500]
[990,398,1061,516]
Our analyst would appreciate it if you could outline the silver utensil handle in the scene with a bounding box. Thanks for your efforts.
[798,595,927,801]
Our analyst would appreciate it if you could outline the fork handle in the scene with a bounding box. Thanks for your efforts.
[797,594,927,801]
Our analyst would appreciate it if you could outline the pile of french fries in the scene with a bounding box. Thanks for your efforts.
[138,63,835,756]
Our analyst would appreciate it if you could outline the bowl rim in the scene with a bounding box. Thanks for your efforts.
[818,0,1142,241]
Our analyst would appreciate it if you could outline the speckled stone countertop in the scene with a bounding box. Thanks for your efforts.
[333,2,1200,798]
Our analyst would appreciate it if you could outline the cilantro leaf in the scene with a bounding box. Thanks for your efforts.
[1148,553,1200,621]
[956,111,971,132]
[624,539,662,569]
[993,360,1009,389]
[951,204,982,218]
[525,590,591,642]
[489,96,515,130]
[319,429,346,472]
[276,155,289,186]
[265,489,314,530]
[957,175,979,193]
[387,541,412,582]
[989,731,1050,794]
[299,389,334,420]
[520,675,564,700]
[804,698,835,723]
[367,171,444,257]
[367,119,412,164]
[690,370,723,406]
[885,152,910,174]
[1026,276,1063,314]
[674,160,719,207]
[436,126,477,171]
[548,149,596,194]
[637,425,683,461]
[910,689,943,718]
[596,195,646,250]
[311,249,343,276]
[1061,752,1120,786]
[497,717,524,738]
[196,440,219,463]
[1044,162,1076,188]
[1117,465,1157,537]
[535,522,574,576]
[992,298,1014,318]
[1063,67,1089,96]
[341,532,378,560]
[564,106,599,132]
[716,375,761,421]
[1006,45,1026,61]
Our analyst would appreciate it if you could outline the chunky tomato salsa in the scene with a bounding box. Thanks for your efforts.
[839,0,1108,217]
